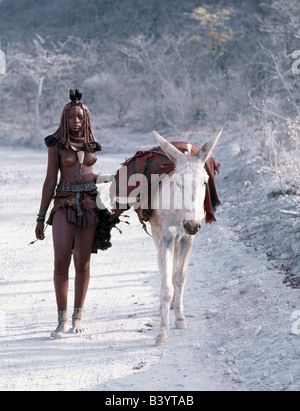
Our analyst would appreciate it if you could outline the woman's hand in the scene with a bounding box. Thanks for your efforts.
[35,222,45,240]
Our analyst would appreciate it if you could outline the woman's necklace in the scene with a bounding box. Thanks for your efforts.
[69,138,86,184]
[70,144,85,165]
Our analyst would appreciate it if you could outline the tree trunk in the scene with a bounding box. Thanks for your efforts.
[33,76,44,139]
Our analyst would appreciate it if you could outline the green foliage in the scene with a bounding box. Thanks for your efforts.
[189,6,234,52]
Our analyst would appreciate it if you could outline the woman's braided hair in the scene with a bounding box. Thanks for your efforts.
[45,89,101,152]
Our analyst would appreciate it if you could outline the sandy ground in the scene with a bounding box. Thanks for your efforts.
[0,129,300,391]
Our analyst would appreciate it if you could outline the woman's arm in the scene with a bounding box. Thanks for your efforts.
[39,146,59,213]
[94,173,115,184]
[35,146,59,240]
[93,173,99,183]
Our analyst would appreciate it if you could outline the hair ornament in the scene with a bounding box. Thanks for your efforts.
[69,89,83,104]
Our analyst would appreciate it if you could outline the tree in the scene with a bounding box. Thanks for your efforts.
[6,35,78,139]
[188,6,234,53]
[118,34,212,131]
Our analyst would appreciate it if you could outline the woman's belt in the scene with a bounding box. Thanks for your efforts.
[56,181,97,217]
[56,181,97,193]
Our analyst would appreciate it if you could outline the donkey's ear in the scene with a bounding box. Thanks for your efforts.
[195,128,223,163]
[153,131,185,164]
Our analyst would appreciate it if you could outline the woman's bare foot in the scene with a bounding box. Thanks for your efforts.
[71,307,86,334]
[50,310,68,339]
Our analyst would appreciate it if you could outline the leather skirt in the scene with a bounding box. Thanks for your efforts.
[47,181,100,228]
[47,181,116,252]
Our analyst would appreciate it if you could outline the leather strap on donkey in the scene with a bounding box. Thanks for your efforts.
[109,142,221,228]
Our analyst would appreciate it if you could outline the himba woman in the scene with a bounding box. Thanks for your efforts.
[35,89,113,338]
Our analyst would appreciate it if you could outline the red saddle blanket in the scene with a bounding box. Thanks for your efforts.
[110,142,221,226]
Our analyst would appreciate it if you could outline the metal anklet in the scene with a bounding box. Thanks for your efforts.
[72,307,83,320]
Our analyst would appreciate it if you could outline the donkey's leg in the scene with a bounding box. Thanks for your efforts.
[173,235,194,330]
[151,226,165,316]
[171,236,180,310]
[156,234,175,346]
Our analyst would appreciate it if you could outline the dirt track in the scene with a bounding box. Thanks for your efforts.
[0,138,300,391]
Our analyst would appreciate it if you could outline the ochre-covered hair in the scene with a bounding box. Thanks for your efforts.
[45,89,101,152]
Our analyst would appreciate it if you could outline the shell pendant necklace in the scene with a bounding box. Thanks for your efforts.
[69,138,85,216]
[69,136,85,184]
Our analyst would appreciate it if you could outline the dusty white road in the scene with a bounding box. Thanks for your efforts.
[0,138,299,391]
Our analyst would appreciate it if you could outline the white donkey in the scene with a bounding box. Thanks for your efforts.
[149,129,223,346]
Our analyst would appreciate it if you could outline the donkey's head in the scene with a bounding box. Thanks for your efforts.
[153,129,223,236]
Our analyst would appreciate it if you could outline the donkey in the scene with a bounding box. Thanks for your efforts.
[149,129,223,346]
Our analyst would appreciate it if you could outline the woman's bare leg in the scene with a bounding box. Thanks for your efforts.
[72,223,97,333]
[51,210,75,337]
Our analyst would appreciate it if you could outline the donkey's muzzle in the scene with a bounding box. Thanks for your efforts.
[183,220,202,235]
